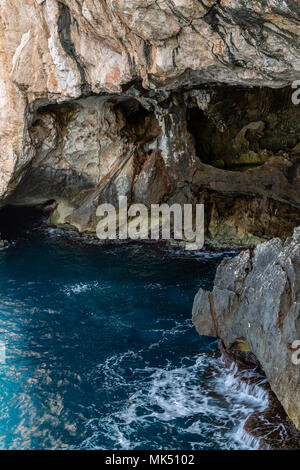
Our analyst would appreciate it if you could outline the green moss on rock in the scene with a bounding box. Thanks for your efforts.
[210,159,225,168]
[229,150,270,168]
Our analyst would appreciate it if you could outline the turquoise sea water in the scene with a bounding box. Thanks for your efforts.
[0,210,267,449]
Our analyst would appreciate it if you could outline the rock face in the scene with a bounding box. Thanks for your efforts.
[192,227,300,429]
[0,1,300,245]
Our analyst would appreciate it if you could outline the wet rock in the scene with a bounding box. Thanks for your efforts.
[218,340,300,450]
[193,227,300,429]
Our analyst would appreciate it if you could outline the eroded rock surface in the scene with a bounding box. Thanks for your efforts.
[192,227,300,428]
[6,85,300,246]
[0,1,300,245]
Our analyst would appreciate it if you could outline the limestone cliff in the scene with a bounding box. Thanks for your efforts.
[192,227,300,429]
[0,1,300,245]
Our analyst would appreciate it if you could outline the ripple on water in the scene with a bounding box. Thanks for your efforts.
[80,351,268,450]
[0,237,264,449]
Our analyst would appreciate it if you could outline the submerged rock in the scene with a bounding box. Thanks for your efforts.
[192,227,300,430]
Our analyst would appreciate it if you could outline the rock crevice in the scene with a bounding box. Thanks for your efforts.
[57,2,90,95]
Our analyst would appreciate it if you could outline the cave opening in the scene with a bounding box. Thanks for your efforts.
[186,86,300,171]
[187,107,217,165]
[0,202,55,241]
[115,98,151,126]
[114,97,161,150]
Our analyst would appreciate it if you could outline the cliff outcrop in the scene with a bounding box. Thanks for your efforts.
[0,1,300,245]
[193,227,300,430]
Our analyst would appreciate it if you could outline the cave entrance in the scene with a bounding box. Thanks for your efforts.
[187,107,217,165]
[186,105,247,170]
[115,98,151,126]
[0,203,55,241]
[114,97,161,150]
[186,86,300,171]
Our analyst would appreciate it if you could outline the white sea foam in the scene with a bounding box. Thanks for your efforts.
[80,345,270,450]
[62,281,108,296]
[217,362,269,449]
[222,363,269,404]
[235,426,261,450]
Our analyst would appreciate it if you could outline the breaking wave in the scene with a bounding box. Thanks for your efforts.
[0,236,266,450]
[80,336,268,450]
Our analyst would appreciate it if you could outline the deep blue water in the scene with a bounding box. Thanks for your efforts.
[0,216,267,450]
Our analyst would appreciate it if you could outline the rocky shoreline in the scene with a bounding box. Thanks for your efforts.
[193,227,300,440]
[218,340,300,450]
[0,0,300,450]
[0,1,300,249]
[1,204,300,449]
